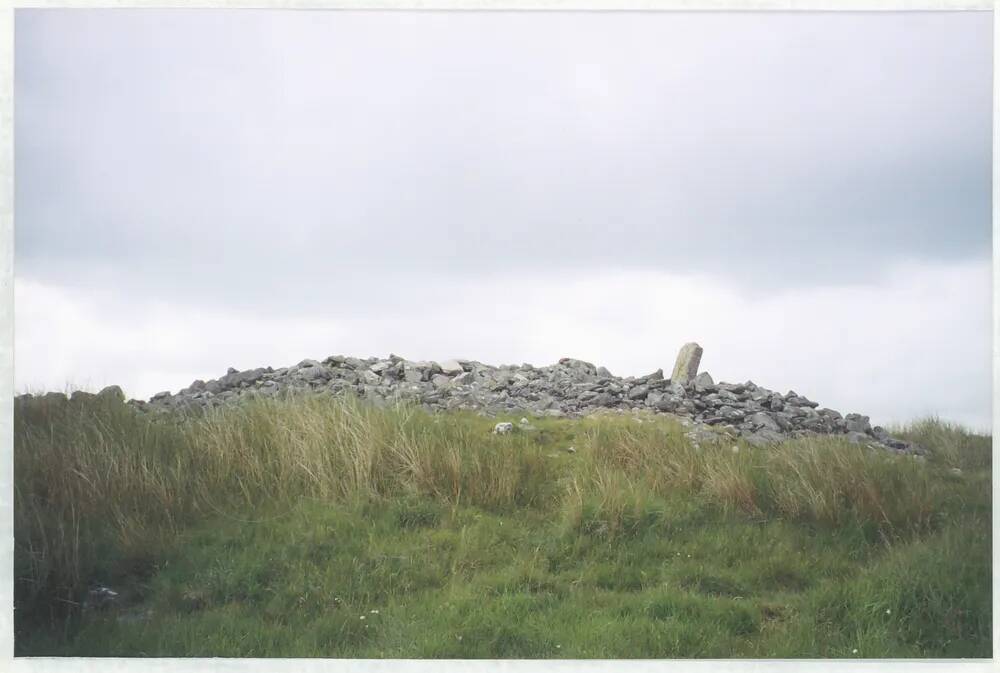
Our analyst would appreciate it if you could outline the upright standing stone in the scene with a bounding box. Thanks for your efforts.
[671,342,703,385]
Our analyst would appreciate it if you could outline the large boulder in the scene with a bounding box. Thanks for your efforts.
[671,342,703,385]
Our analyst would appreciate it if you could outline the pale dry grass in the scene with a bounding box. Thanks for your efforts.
[566,417,947,535]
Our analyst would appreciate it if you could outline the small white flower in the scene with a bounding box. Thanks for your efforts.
[371,609,379,614]
[556,645,561,649]
[360,615,365,620]
[885,609,891,615]
[852,649,858,654]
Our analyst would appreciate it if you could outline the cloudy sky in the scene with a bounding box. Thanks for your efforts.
[14,10,993,430]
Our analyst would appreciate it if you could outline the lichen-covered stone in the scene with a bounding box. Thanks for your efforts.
[671,342,704,385]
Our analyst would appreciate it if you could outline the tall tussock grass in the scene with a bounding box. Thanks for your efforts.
[190,395,553,509]
[896,417,992,471]
[14,393,553,619]
[563,417,980,539]
[15,394,191,614]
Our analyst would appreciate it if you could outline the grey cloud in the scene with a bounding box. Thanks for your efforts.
[13,9,992,313]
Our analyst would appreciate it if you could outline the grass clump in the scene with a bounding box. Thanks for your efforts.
[563,415,977,538]
[897,416,992,471]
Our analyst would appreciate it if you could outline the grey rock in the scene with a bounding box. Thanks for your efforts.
[844,413,871,434]
[652,394,676,412]
[431,374,453,388]
[883,437,910,451]
[297,366,327,382]
[671,342,703,385]
[771,413,794,431]
[667,382,686,396]
[452,371,476,385]
[437,359,465,375]
[845,431,871,445]
[748,411,780,432]
[745,428,784,447]
[693,371,715,392]
[558,358,598,376]
[800,417,830,433]
[628,384,650,400]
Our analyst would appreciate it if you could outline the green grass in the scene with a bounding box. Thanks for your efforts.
[13,392,992,657]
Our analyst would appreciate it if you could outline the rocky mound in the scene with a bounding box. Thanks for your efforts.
[48,342,915,456]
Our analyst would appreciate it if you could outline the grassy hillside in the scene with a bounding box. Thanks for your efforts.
[13,393,992,657]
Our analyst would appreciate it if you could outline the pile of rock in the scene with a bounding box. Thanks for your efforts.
[17,343,920,455]
[122,343,918,455]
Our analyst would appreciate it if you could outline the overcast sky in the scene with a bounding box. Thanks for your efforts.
[14,10,993,430]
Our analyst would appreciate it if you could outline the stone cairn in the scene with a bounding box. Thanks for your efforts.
[18,343,921,455]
